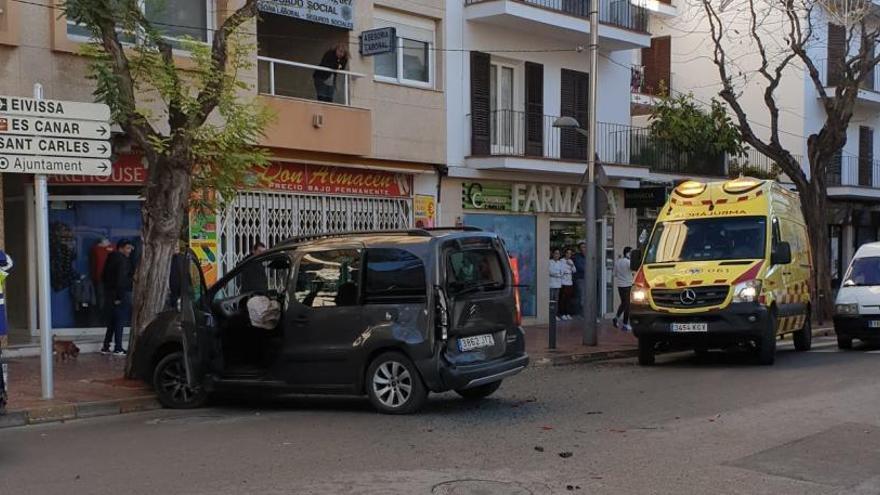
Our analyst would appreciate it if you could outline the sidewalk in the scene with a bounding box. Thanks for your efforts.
[525,319,638,366]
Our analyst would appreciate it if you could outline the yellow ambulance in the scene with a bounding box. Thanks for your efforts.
[629,177,813,366]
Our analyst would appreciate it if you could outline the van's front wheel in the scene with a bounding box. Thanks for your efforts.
[793,314,812,351]
[757,313,778,365]
[366,352,428,415]
[638,338,655,366]
[456,380,502,400]
[153,352,208,409]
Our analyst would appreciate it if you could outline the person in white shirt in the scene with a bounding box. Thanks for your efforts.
[559,248,577,320]
[549,249,565,321]
[613,247,635,331]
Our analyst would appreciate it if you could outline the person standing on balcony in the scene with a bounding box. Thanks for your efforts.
[314,43,350,103]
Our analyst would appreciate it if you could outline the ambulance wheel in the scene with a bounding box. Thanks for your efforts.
[793,314,812,351]
[837,336,853,350]
[757,313,777,365]
[638,338,655,366]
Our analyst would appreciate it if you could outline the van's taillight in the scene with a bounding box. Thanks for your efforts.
[435,286,449,341]
[509,256,523,326]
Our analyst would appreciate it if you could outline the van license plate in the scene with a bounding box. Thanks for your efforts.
[458,334,495,351]
[869,321,880,328]
[671,323,708,333]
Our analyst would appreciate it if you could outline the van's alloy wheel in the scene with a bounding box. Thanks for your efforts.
[366,352,427,414]
[153,352,208,409]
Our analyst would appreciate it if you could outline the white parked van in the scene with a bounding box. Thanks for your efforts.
[834,242,880,349]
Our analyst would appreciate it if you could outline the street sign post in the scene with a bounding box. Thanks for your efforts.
[0,88,112,400]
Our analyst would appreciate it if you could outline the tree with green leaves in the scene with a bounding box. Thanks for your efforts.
[63,0,271,374]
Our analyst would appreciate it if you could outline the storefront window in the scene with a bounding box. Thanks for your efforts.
[48,201,143,329]
[463,214,537,317]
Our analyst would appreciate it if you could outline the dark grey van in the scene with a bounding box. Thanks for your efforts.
[132,228,529,414]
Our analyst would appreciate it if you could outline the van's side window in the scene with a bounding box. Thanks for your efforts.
[293,250,362,308]
[364,249,427,304]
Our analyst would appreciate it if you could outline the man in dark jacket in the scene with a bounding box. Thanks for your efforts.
[313,43,349,102]
[240,242,268,293]
[101,239,134,355]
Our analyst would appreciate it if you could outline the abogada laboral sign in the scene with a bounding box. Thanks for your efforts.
[258,0,354,30]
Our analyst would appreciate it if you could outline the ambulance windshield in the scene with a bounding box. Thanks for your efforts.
[645,216,767,263]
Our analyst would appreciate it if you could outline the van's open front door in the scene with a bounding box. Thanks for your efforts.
[178,251,211,388]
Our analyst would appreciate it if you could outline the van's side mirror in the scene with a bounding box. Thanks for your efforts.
[772,242,792,265]
[630,249,642,271]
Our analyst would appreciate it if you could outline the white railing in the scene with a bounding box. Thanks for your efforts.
[257,56,365,106]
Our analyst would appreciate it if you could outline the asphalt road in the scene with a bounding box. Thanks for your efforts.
[1,336,878,495]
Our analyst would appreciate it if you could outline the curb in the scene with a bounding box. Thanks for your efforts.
[0,396,161,430]
[531,326,837,368]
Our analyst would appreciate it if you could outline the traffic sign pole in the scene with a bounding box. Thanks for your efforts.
[33,83,53,400]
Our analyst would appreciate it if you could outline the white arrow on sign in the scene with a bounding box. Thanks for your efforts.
[0,115,110,140]
[0,95,111,122]
[0,154,111,177]
[0,134,111,158]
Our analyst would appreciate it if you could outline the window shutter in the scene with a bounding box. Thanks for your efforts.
[828,23,847,87]
[470,51,492,156]
[525,62,544,157]
[859,126,874,186]
[642,36,671,96]
[560,69,588,160]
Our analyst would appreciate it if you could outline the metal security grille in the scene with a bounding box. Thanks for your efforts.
[218,191,412,275]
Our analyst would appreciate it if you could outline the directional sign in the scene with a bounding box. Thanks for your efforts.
[0,95,110,121]
[0,155,111,176]
[0,115,110,140]
[0,134,111,158]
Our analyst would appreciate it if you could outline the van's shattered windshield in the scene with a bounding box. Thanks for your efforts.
[645,216,767,263]
[843,256,880,287]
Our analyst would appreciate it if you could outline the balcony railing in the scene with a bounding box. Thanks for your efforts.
[470,111,784,177]
[257,56,365,106]
[631,65,672,96]
[815,58,880,92]
[826,154,880,187]
[464,0,649,33]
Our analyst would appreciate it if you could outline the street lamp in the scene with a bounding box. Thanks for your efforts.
[553,116,598,346]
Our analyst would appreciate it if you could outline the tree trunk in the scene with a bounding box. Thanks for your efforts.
[125,158,192,377]
[801,185,832,323]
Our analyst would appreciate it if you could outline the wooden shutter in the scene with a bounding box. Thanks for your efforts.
[860,126,874,186]
[642,36,671,96]
[525,62,544,157]
[470,51,491,156]
[828,23,847,87]
[560,68,588,160]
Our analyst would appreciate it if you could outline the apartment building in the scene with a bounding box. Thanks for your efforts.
[0,0,446,343]
[443,0,677,323]
[647,1,880,286]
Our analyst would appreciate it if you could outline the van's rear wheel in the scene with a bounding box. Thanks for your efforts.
[366,352,428,415]
[837,336,854,350]
[757,313,777,365]
[153,352,208,409]
[456,380,502,400]
[793,315,812,351]
[638,338,655,366]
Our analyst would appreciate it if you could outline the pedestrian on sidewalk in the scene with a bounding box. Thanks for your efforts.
[102,240,135,356]
[613,246,634,331]
[549,249,565,321]
[573,242,587,317]
[559,248,577,320]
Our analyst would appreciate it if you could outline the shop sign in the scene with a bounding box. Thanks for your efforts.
[246,162,412,198]
[48,154,146,185]
[414,194,436,228]
[462,181,584,214]
[624,187,667,209]
[359,27,396,56]
[258,0,354,30]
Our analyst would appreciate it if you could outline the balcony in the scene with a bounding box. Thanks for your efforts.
[815,58,880,107]
[257,57,371,156]
[466,111,781,179]
[631,64,672,113]
[464,0,651,51]
[826,155,880,199]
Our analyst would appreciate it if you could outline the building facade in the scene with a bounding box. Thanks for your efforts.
[0,0,446,342]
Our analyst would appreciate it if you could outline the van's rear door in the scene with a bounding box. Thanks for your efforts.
[443,237,517,360]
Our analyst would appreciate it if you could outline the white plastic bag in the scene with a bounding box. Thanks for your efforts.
[247,296,281,330]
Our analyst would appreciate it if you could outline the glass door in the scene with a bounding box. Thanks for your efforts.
[490,63,516,154]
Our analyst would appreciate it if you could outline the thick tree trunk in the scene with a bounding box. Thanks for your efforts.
[801,186,832,323]
[125,158,192,377]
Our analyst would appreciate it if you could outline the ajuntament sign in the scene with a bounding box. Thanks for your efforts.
[359,27,396,56]
[258,0,355,30]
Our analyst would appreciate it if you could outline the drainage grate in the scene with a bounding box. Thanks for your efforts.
[432,480,534,495]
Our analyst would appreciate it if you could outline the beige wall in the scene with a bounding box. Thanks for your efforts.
[260,96,372,156]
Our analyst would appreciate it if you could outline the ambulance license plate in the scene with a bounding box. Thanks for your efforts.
[671,322,708,333]
[869,320,880,328]
[458,334,495,351]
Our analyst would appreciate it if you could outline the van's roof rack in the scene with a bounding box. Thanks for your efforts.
[278,229,432,246]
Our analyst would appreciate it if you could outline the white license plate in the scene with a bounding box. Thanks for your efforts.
[671,322,708,333]
[458,334,495,351]
[870,321,880,329]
